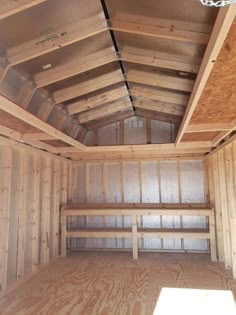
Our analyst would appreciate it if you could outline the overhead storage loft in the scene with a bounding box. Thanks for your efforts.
[0,1,236,314]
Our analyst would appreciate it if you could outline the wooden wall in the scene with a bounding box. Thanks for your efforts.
[0,145,70,293]
[206,138,236,278]
[84,117,175,146]
[70,158,208,252]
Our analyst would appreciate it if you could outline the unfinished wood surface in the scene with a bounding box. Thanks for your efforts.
[0,0,47,20]
[0,145,69,293]
[176,6,236,144]
[206,137,236,278]
[190,18,236,125]
[0,252,235,315]
[182,131,219,142]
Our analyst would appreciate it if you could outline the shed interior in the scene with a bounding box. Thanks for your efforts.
[0,1,236,314]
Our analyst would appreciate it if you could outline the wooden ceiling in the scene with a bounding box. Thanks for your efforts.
[0,0,235,158]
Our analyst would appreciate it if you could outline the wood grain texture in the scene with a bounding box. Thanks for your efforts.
[0,252,235,315]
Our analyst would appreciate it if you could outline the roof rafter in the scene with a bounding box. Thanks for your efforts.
[0,0,47,20]
[53,69,124,104]
[78,98,132,124]
[127,69,194,92]
[67,85,128,115]
[0,93,86,150]
[0,14,107,82]
[109,19,210,45]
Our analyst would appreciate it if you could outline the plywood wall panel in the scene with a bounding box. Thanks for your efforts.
[0,146,69,294]
[206,137,236,278]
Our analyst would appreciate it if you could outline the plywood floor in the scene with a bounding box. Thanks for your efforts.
[0,252,236,315]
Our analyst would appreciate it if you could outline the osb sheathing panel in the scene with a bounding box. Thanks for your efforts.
[0,109,41,133]
[182,131,219,142]
[190,20,236,124]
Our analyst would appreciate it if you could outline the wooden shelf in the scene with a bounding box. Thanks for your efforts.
[61,203,216,261]
[67,228,132,238]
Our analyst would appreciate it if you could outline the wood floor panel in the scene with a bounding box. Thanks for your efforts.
[0,252,236,315]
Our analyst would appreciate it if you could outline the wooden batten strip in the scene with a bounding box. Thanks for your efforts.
[16,151,27,281]
[0,147,12,292]
[32,153,40,271]
[40,157,52,265]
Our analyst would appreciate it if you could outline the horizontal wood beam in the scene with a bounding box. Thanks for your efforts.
[110,19,209,45]
[0,0,47,20]
[130,85,189,106]
[212,120,236,146]
[121,51,200,74]
[135,108,182,125]
[57,143,211,157]
[34,48,117,88]
[53,70,124,104]
[21,132,57,140]
[0,93,86,150]
[67,85,128,115]
[0,125,22,140]
[78,98,132,124]
[1,14,107,82]
[176,6,236,144]
[85,109,134,131]
[186,123,232,133]
[127,69,194,92]
[134,99,185,117]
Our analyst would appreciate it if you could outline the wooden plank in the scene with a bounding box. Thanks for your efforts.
[52,160,60,258]
[0,126,22,140]
[0,147,12,292]
[16,151,27,281]
[209,213,217,262]
[31,153,40,271]
[67,86,128,115]
[78,98,131,124]
[121,51,199,74]
[176,6,236,143]
[134,99,185,117]
[217,150,232,269]
[1,15,107,81]
[35,48,117,88]
[130,85,189,106]
[0,94,86,150]
[136,108,182,125]
[110,20,209,44]
[22,133,57,141]
[224,144,236,277]
[0,0,47,20]
[186,123,232,133]
[138,229,210,239]
[127,69,194,93]
[40,157,51,265]
[53,70,124,104]
[85,109,134,131]
[132,215,138,259]
[66,229,132,238]
[60,162,68,257]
